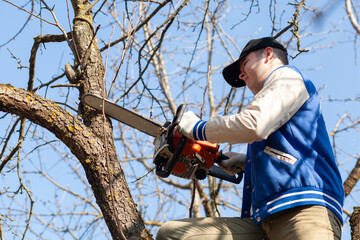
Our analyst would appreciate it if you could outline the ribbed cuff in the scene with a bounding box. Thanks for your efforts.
[193,120,207,141]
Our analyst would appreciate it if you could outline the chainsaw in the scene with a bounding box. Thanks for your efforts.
[82,94,243,184]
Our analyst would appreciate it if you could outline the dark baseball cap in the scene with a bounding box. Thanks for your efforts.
[222,37,286,88]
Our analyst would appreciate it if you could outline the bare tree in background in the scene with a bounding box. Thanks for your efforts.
[0,0,359,239]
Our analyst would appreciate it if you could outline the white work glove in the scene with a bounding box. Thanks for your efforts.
[178,111,207,140]
[219,152,246,176]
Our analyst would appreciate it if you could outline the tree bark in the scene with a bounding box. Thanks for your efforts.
[351,207,360,240]
[343,157,360,197]
[70,0,151,238]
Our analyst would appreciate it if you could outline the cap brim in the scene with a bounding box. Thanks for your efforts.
[222,59,246,88]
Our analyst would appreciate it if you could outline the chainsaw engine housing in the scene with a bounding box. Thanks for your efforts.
[153,127,219,180]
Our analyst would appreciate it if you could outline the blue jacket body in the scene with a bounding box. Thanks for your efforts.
[241,66,344,225]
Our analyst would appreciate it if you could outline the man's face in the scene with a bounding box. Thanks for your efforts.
[239,51,268,93]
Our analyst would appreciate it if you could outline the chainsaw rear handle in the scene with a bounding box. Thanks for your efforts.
[156,104,187,178]
[209,152,243,184]
[208,165,243,184]
[217,151,230,162]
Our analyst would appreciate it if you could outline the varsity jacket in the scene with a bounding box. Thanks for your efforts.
[192,65,344,225]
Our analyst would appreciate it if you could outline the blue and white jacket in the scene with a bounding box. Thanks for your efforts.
[192,66,344,225]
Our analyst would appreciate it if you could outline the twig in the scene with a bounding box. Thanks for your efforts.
[288,0,309,57]
[0,117,21,160]
[7,49,29,69]
[273,22,294,39]
[65,0,81,66]
[131,166,156,183]
[0,141,21,173]
[5,0,73,91]
[86,0,100,15]
[99,0,172,52]
[0,1,34,47]
[0,214,3,240]
[345,0,360,35]
[15,118,34,240]
[93,0,108,19]
[2,0,56,26]
[118,0,189,102]
[231,0,260,29]
[107,3,139,97]
[50,83,80,88]
[343,208,352,218]
[29,33,72,91]
[39,0,71,42]
[38,0,74,71]
[33,170,101,212]
[200,0,212,118]
[185,0,209,81]
[33,72,66,92]
[269,0,277,36]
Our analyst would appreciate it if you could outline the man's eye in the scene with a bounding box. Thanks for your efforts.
[241,61,247,71]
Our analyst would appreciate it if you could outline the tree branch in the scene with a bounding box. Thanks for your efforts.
[99,0,172,52]
[344,157,360,197]
[29,33,72,91]
[345,0,360,35]
[0,83,152,239]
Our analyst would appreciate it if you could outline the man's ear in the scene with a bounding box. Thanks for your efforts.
[264,47,274,63]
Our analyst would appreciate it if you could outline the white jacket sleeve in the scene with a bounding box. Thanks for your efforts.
[205,67,310,144]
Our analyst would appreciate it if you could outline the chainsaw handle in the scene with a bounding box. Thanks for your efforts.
[156,104,187,178]
[208,165,243,184]
[162,135,187,177]
[217,151,230,163]
[167,104,186,152]
[172,104,186,126]
[210,151,243,184]
[167,104,185,144]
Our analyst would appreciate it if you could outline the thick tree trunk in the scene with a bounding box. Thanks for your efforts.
[70,0,151,238]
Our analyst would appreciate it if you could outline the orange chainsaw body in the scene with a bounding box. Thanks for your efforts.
[170,131,219,174]
[153,127,221,180]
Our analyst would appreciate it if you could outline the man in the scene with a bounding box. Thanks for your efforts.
[156,37,344,240]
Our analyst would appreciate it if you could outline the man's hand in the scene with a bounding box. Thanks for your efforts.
[178,111,207,140]
[219,152,246,176]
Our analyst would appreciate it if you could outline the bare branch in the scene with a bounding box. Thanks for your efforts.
[345,0,360,35]
[29,33,72,91]
[100,0,172,51]
[344,157,360,197]
[1,0,56,26]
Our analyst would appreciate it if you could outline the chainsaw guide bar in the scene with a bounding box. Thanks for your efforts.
[82,93,162,137]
